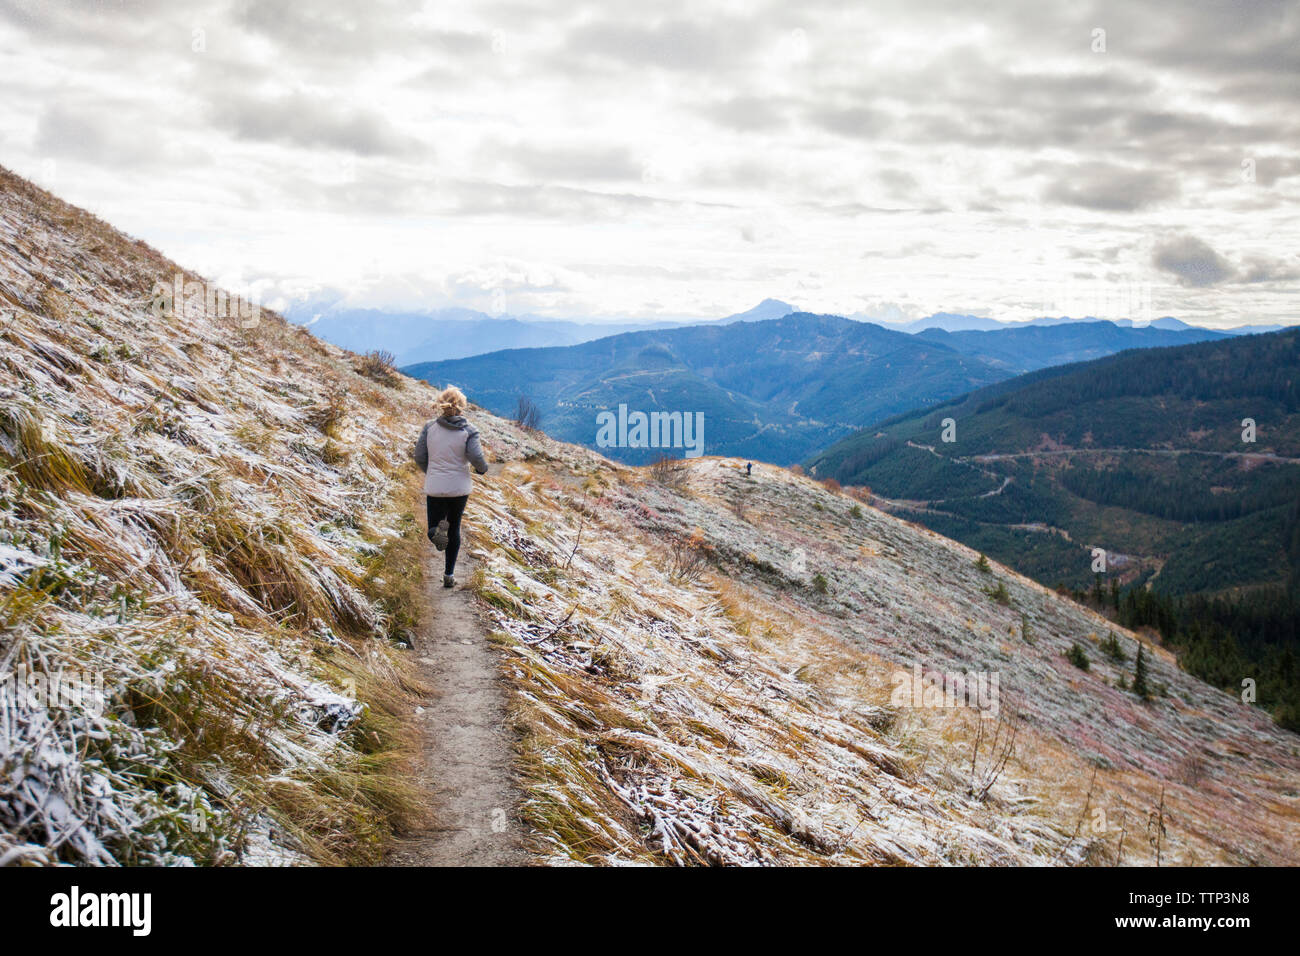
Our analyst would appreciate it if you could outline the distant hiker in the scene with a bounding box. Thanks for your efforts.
[746,462,753,476]
[413,385,490,588]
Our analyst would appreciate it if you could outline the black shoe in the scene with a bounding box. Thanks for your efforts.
[429,520,449,551]
[443,574,455,588]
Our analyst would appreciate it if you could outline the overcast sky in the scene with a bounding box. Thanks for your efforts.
[1,0,1297,326]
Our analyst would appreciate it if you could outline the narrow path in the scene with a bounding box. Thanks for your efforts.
[387,550,528,867]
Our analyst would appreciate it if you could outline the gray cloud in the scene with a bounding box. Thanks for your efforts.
[698,96,787,132]
[493,143,642,183]
[563,17,756,72]
[807,105,886,139]
[1152,235,1237,287]
[1043,163,1179,212]
[35,101,203,169]
[1238,255,1300,285]
[210,90,423,157]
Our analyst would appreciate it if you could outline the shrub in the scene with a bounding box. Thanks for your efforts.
[847,485,873,504]
[667,528,710,583]
[649,454,688,490]
[307,386,347,438]
[984,580,1011,606]
[1067,642,1091,670]
[358,350,398,384]
[1020,613,1034,644]
[514,395,542,431]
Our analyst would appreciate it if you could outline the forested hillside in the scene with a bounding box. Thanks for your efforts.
[809,330,1300,728]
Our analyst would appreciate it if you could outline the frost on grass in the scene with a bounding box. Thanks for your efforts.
[461,422,1300,866]
[0,167,433,865]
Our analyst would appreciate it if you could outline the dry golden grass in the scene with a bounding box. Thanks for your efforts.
[0,164,438,865]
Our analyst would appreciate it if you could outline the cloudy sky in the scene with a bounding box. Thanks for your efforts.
[1,0,1297,327]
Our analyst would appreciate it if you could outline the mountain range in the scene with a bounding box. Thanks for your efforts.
[405,313,1240,464]
[405,313,1010,464]
[293,296,1288,367]
[287,298,797,365]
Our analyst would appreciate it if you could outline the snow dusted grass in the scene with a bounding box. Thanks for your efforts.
[0,167,435,864]
[461,418,1300,866]
[5,165,1296,868]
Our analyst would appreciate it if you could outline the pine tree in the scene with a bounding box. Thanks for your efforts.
[1134,642,1151,700]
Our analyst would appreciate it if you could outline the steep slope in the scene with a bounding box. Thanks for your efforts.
[405,313,1007,464]
[0,167,440,864]
[443,420,1300,865]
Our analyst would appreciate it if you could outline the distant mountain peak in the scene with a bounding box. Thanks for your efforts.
[722,298,796,323]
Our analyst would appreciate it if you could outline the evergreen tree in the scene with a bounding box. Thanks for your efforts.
[1134,642,1151,700]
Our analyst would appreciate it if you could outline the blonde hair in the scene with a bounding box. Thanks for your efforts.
[435,385,468,418]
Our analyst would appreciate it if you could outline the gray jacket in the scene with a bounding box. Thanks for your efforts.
[413,415,489,497]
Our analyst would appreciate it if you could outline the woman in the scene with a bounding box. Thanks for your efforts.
[413,385,490,587]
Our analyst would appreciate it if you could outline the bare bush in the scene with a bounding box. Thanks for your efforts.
[358,349,398,384]
[845,485,873,504]
[969,704,1018,802]
[306,386,348,438]
[1176,753,1206,787]
[514,395,542,431]
[649,454,688,490]
[667,528,710,584]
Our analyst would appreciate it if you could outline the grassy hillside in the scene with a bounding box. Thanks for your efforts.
[448,421,1300,864]
[0,166,441,864]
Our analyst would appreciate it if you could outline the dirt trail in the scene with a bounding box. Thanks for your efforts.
[387,549,528,867]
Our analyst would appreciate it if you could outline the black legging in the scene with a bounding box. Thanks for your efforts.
[427,494,469,575]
